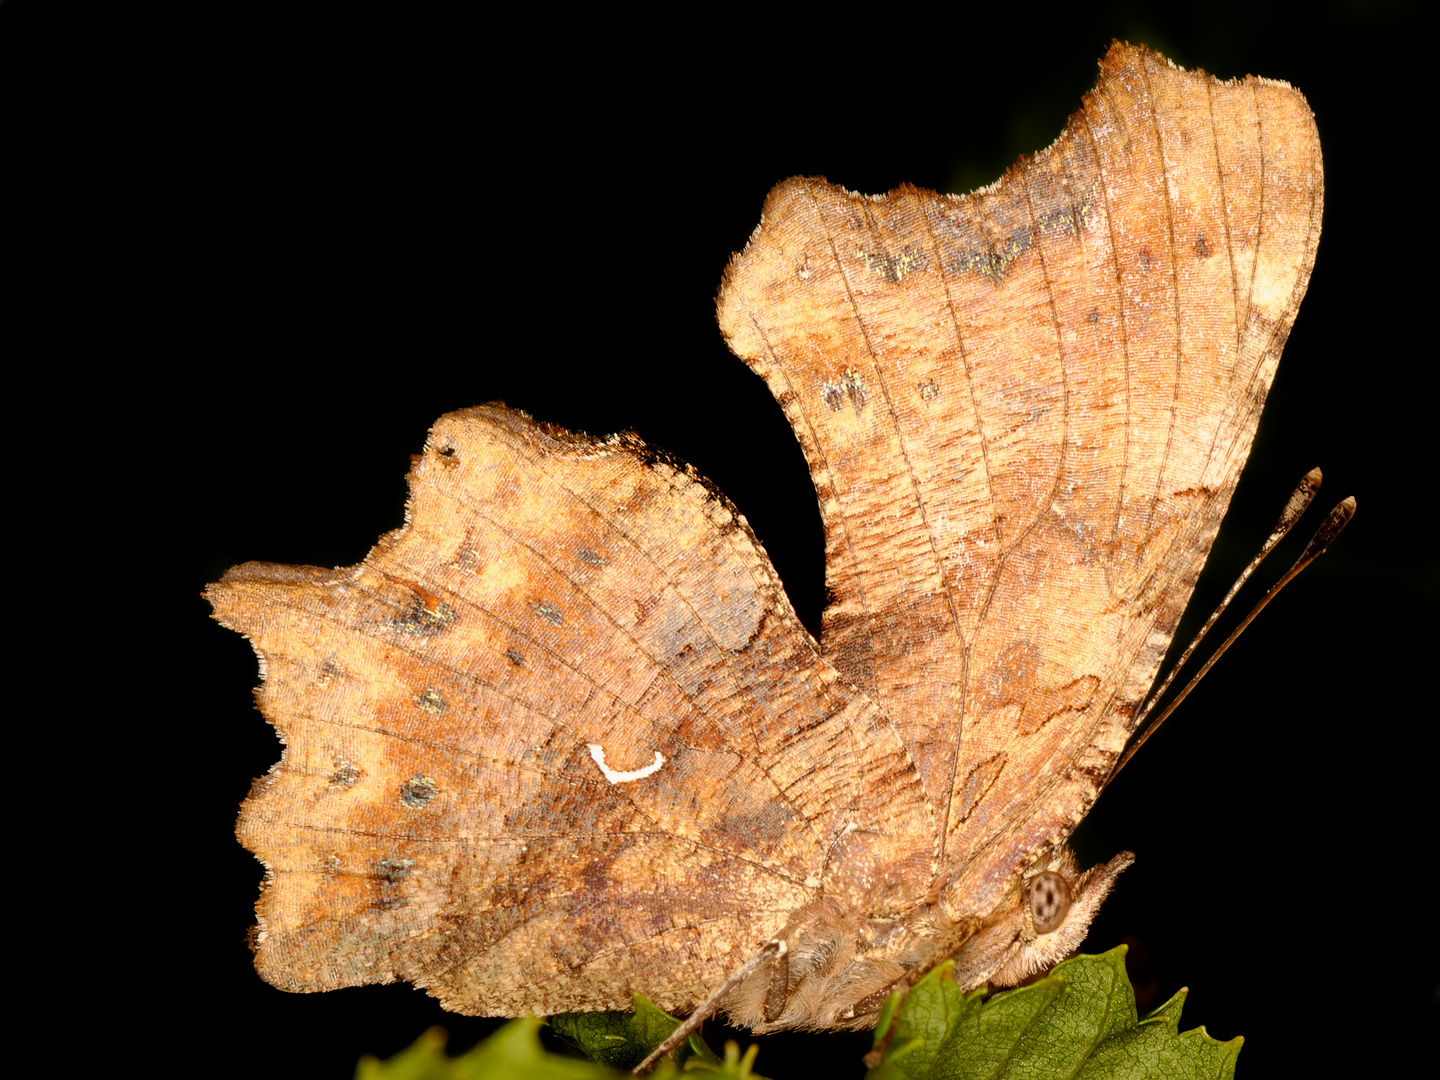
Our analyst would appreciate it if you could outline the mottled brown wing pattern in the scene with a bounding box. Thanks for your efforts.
[716,44,1322,920]
[209,407,934,1016]
[211,41,1323,1035]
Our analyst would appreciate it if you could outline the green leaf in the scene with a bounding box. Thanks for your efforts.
[550,992,723,1072]
[866,947,1241,1080]
[684,1039,769,1078]
[354,1020,616,1080]
[358,952,1232,1080]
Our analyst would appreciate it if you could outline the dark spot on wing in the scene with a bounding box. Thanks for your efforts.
[400,775,438,808]
[389,600,457,636]
[330,760,361,787]
[416,688,448,714]
[375,857,417,909]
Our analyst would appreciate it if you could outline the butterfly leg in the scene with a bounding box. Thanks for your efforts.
[632,938,787,1075]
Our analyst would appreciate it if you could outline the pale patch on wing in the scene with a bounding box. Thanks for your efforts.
[587,743,666,784]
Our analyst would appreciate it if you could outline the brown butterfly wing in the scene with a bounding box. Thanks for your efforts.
[715,43,1322,916]
[208,406,934,1015]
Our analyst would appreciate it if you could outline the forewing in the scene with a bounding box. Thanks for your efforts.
[715,43,1322,914]
[208,406,934,1016]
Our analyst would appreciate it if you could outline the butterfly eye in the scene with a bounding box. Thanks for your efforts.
[1029,871,1071,934]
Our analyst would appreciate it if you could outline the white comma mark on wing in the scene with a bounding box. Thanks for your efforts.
[586,743,666,784]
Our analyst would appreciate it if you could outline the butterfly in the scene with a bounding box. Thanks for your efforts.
[208,42,1322,1054]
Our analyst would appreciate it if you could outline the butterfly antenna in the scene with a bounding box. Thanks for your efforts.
[1106,472,1354,785]
[1134,467,1322,729]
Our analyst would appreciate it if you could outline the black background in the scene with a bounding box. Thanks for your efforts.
[9,2,1430,1077]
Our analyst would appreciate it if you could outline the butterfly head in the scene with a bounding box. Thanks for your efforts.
[964,847,1135,989]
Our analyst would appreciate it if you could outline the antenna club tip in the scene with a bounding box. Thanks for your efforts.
[1306,496,1357,553]
[1328,496,1357,528]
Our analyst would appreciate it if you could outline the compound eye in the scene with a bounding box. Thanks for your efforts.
[1029,871,1072,934]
